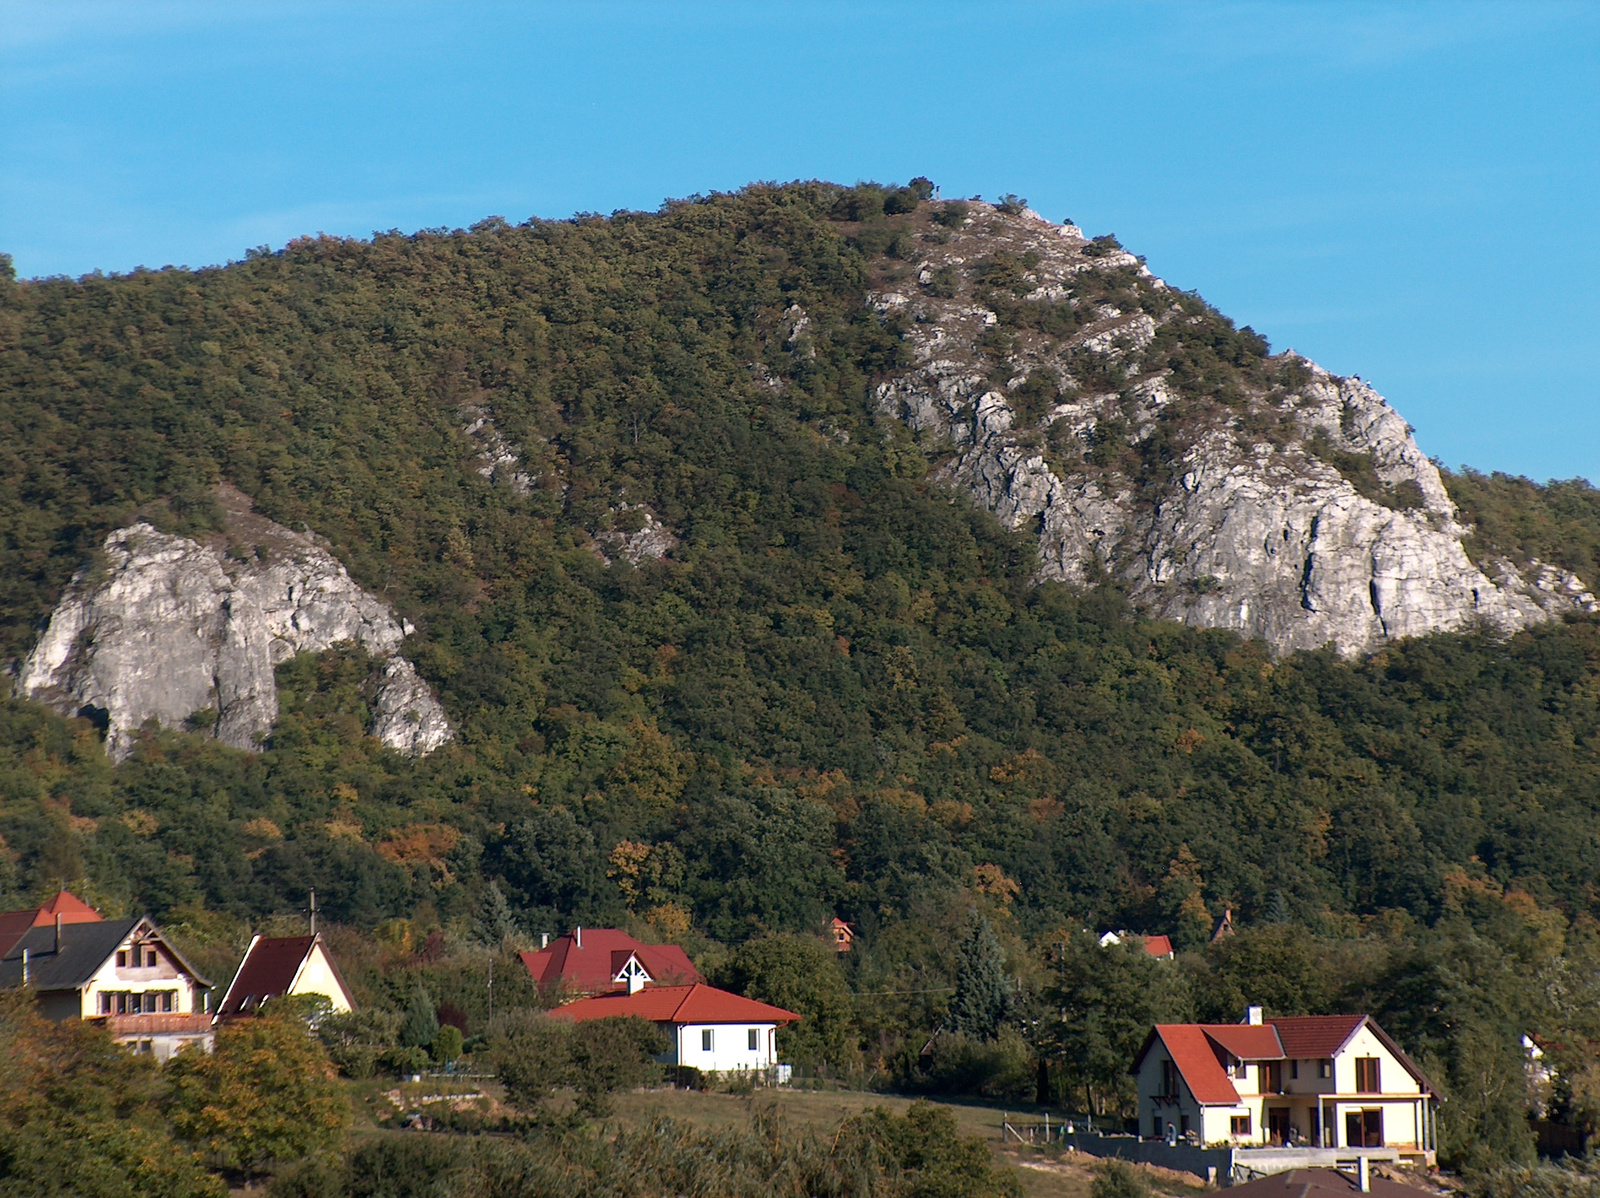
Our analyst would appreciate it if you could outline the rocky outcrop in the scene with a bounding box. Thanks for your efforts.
[873,202,1595,656]
[594,503,677,567]
[20,488,452,759]
[462,403,534,494]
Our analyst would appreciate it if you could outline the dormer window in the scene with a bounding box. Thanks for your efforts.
[145,948,158,967]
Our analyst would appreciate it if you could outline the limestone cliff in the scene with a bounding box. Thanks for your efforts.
[873,203,1594,656]
[20,487,452,760]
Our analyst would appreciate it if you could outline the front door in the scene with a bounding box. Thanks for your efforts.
[1346,1109,1383,1147]
[1267,1107,1291,1145]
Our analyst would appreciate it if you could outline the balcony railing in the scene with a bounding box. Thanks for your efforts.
[89,1013,213,1035]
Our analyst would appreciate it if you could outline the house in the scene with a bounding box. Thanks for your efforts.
[1131,1008,1439,1166]
[546,981,799,1075]
[1098,930,1175,959]
[829,917,854,952]
[0,889,105,957]
[519,927,703,996]
[0,907,213,1061]
[214,932,357,1019]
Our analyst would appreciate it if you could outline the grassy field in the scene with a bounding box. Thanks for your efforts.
[337,1078,1209,1198]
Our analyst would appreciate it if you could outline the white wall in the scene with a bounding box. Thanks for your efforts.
[673,1022,778,1073]
[80,929,200,1017]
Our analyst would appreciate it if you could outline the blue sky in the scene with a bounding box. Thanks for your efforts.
[3,2,1597,482]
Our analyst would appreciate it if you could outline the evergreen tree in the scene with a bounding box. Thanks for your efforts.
[399,984,438,1050]
[946,910,1012,1041]
[474,881,522,948]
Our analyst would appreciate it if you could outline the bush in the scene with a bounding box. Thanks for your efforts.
[489,1011,667,1116]
[1091,1159,1153,1198]
[914,1029,1036,1101]
[931,200,969,228]
[995,194,1028,216]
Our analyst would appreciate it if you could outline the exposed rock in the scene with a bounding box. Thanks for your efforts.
[594,503,677,567]
[461,404,534,494]
[20,488,452,760]
[872,202,1597,656]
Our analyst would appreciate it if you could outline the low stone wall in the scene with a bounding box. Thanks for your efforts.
[1060,1133,1233,1185]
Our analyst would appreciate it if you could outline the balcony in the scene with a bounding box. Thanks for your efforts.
[90,1012,213,1036]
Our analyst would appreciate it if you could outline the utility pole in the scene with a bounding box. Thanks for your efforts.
[308,889,317,935]
[487,953,494,1024]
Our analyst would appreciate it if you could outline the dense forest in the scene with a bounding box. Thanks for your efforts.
[5,181,1600,1176]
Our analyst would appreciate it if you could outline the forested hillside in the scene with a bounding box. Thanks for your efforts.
[4,181,1600,1168]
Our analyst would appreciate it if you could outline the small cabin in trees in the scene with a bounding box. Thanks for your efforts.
[0,892,213,1061]
[215,933,357,1019]
[829,918,855,952]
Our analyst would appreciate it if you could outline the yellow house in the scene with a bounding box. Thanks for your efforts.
[1,912,214,1060]
[215,932,356,1019]
[1131,1009,1438,1165]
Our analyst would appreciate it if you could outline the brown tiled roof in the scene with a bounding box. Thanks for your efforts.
[216,933,353,1018]
[1204,1023,1285,1061]
[1270,1014,1367,1058]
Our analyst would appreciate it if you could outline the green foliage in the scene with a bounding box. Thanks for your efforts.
[400,983,438,1049]
[269,1102,1019,1198]
[947,910,1012,1041]
[1446,468,1600,580]
[915,1029,1036,1102]
[487,1011,666,1116]
[931,201,969,229]
[0,992,225,1198]
[1308,429,1427,510]
[1090,1160,1153,1198]
[1466,1157,1600,1198]
[718,933,857,1071]
[167,1006,348,1176]
[432,1023,464,1064]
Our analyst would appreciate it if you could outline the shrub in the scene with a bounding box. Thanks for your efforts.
[1091,1159,1154,1198]
[931,200,969,228]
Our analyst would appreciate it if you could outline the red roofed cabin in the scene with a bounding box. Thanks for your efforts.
[215,933,357,1020]
[549,982,799,1075]
[1132,1008,1438,1166]
[519,927,703,997]
[0,889,104,957]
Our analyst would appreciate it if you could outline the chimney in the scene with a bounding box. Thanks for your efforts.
[628,971,646,995]
[540,932,550,950]
[55,913,62,954]
[575,926,582,950]
[1246,1005,1263,1025]
[20,949,28,986]
[1358,1156,1370,1192]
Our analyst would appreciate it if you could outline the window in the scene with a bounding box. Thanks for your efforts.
[701,1029,714,1052]
[1232,1057,1247,1079]
[748,1029,760,1051]
[1230,1115,1252,1136]
[1319,1059,1333,1079]
[116,950,128,967]
[1152,1112,1162,1138]
[1355,1057,1381,1093]
[1265,1061,1283,1093]
[145,948,157,967]
[1160,1059,1180,1099]
[1290,1059,1299,1080]
[1346,1109,1383,1147]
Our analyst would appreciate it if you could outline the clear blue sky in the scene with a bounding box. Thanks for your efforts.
[3,2,1597,482]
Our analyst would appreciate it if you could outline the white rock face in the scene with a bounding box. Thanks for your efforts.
[594,503,677,567]
[21,491,452,759]
[874,202,1596,656]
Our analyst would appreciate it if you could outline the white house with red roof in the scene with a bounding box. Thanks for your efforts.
[1131,1009,1438,1165]
[519,927,703,997]
[547,982,799,1075]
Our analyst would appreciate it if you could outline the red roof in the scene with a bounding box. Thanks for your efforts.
[547,982,799,1026]
[1135,1013,1437,1103]
[215,933,354,1018]
[519,928,703,995]
[1137,1024,1241,1104]
[1142,934,1173,958]
[1269,1014,1367,1058]
[0,890,104,956]
[1204,1023,1285,1061]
